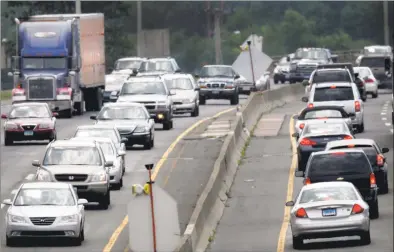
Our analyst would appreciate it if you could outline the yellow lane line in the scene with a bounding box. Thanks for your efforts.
[102,107,236,252]
[276,113,298,252]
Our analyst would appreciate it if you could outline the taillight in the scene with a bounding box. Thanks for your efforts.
[57,87,72,96]
[295,208,308,218]
[307,103,313,108]
[304,177,311,185]
[299,138,316,146]
[355,101,361,112]
[351,204,364,214]
[364,78,374,83]
[370,173,377,188]
[200,85,207,88]
[376,154,384,166]
[299,123,305,129]
[343,135,353,140]
[12,88,25,96]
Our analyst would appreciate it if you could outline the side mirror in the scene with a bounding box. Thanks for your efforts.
[77,199,88,205]
[32,160,41,167]
[354,73,359,78]
[2,199,12,205]
[90,115,97,120]
[234,74,240,79]
[194,87,200,91]
[381,147,389,154]
[384,58,391,71]
[118,150,126,156]
[301,97,309,103]
[285,201,295,207]
[175,69,181,73]
[194,74,199,78]
[52,112,59,117]
[302,80,309,86]
[7,72,13,77]
[292,132,299,138]
[286,56,290,62]
[295,171,304,177]
[170,89,176,96]
[1,114,7,119]
[121,137,128,143]
[105,160,114,167]
[54,107,60,112]
[132,69,139,75]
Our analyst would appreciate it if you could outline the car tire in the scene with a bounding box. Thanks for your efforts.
[163,120,172,130]
[380,176,389,194]
[230,91,239,105]
[6,236,16,247]
[112,178,123,190]
[99,190,110,210]
[65,108,73,118]
[199,96,206,105]
[73,228,83,246]
[369,199,379,219]
[292,236,303,249]
[357,122,365,133]
[191,104,199,117]
[4,134,13,146]
[372,92,378,98]
[274,78,279,84]
[144,137,152,150]
[359,230,371,245]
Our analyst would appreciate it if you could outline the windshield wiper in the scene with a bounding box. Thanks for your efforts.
[141,92,159,95]
[40,203,59,206]
[98,118,112,120]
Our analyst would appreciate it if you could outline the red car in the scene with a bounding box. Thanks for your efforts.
[1,102,58,146]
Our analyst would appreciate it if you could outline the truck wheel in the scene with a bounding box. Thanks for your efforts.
[369,199,379,219]
[65,108,73,118]
[230,92,239,105]
[94,88,103,111]
[74,92,84,115]
[99,190,110,210]
[199,96,206,105]
[163,120,172,130]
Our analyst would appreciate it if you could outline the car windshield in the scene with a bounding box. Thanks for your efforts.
[9,105,50,118]
[106,75,126,85]
[360,58,385,68]
[309,152,371,176]
[354,68,371,78]
[299,186,358,204]
[330,145,378,166]
[115,60,142,70]
[304,110,343,119]
[43,146,102,166]
[303,123,346,135]
[23,57,67,69]
[120,82,166,95]
[14,188,75,206]
[312,71,352,83]
[98,106,148,120]
[139,61,173,72]
[294,49,326,60]
[199,66,233,78]
[313,87,354,101]
[74,129,119,143]
[165,78,193,90]
[98,142,115,156]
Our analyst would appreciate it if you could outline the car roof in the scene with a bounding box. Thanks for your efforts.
[312,148,365,157]
[70,137,114,144]
[102,102,145,108]
[203,65,232,68]
[326,139,376,148]
[146,58,173,62]
[304,120,347,126]
[161,73,192,79]
[361,55,389,59]
[315,68,349,72]
[13,102,48,107]
[50,139,97,147]
[301,105,346,113]
[77,125,117,130]
[117,57,146,61]
[21,182,71,189]
[314,82,353,88]
[301,181,355,190]
[124,76,163,83]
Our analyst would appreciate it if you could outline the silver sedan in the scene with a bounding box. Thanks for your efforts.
[286,181,370,249]
[2,182,88,246]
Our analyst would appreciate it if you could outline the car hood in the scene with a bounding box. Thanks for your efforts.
[137,71,169,76]
[21,69,67,79]
[297,59,325,65]
[112,69,135,75]
[6,118,53,125]
[117,94,167,103]
[172,90,196,101]
[198,77,234,83]
[10,205,78,218]
[41,165,103,175]
[96,119,149,130]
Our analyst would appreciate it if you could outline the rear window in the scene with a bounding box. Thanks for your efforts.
[330,145,378,166]
[299,187,358,204]
[360,58,385,68]
[308,152,371,176]
[312,71,352,83]
[304,110,343,119]
[313,87,354,102]
[304,123,345,135]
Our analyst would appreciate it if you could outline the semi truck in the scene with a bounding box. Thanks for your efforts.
[9,13,106,117]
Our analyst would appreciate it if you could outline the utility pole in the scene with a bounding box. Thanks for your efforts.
[137,1,143,57]
[383,0,389,45]
[205,0,211,38]
[75,0,81,14]
[213,2,224,65]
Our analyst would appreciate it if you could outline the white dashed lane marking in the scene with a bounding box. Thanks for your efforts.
[381,100,393,134]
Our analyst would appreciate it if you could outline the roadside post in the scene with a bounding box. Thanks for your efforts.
[128,163,181,252]
[247,41,256,91]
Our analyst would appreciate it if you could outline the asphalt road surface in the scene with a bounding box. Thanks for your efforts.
[208,91,393,252]
[0,79,288,251]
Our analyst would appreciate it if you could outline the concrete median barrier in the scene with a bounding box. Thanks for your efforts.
[174,83,304,252]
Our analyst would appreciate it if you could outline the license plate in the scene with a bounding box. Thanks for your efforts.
[24,131,34,136]
[212,90,219,94]
[322,208,336,216]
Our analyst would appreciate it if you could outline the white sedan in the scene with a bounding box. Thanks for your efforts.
[286,181,371,249]
[354,66,378,98]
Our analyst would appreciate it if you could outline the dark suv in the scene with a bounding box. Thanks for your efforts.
[359,56,392,89]
[295,149,379,219]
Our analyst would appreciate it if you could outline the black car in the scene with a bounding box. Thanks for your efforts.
[90,102,155,150]
[292,120,355,171]
[325,138,390,194]
[1,102,58,146]
[316,63,367,101]
[295,149,379,219]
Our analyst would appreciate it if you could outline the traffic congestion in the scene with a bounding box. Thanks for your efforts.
[0,10,393,252]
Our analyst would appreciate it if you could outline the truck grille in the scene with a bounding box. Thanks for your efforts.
[28,78,55,100]
[207,83,225,89]
[30,217,56,226]
[297,65,317,73]
[55,174,88,182]
[137,101,156,110]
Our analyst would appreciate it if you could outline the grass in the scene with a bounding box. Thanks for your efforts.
[1,90,12,101]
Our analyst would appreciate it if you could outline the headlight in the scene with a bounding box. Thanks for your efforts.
[38,123,51,129]
[36,170,51,181]
[91,171,107,182]
[59,214,79,223]
[5,123,18,130]
[8,214,28,224]
[134,126,149,133]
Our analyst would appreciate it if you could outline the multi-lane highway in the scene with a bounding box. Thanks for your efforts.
[0,80,287,251]
[208,91,393,252]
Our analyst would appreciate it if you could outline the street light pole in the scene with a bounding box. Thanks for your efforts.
[75,0,81,14]
[383,0,389,45]
[137,1,142,57]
